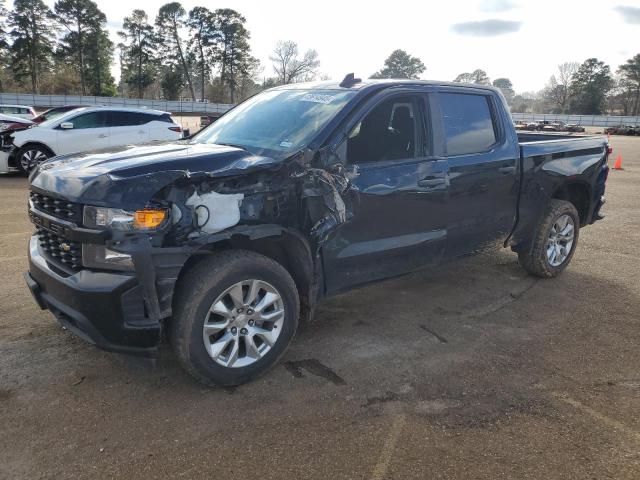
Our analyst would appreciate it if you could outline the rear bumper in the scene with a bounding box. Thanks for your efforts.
[26,236,160,357]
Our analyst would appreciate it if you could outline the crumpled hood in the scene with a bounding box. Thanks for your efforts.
[29,142,281,209]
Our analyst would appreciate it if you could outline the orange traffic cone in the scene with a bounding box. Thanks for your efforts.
[613,154,623,170]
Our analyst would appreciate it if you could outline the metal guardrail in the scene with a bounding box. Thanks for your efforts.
[512,113,640,127]
[0,93,234,115]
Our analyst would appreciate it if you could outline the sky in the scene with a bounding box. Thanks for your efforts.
[43,0,640,93]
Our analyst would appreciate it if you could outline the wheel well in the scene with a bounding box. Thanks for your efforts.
[175,232,316,322]
[17,142,55,156]
[552,182,590,225]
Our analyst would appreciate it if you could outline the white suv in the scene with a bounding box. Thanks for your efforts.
[10,107,183,173]
[0,104,36,119]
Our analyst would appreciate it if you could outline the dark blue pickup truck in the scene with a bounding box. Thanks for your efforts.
[25,76,609,386]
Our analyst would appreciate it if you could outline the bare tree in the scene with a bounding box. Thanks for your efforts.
[269,40,319,84]
[544,62,579,113]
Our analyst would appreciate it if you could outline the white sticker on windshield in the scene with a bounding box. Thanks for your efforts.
[280,141,293,148]
[300,93,335,104]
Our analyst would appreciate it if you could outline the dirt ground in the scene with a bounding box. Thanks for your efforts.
[0,136,639,479]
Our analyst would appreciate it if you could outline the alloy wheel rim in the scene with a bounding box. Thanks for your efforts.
[546,214,575,267]
[20,149,48,171]
[202,279,285,368]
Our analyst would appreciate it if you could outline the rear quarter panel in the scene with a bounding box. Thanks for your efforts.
[510,135,608,247]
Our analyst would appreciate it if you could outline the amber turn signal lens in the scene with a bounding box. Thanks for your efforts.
[133,209,167,229]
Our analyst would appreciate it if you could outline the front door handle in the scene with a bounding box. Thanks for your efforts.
[498,165,516,174]
[418,176,447,188]
[98,134,108,138]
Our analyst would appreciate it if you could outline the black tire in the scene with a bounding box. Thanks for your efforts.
[15,144,53,174]
[170,250,300,387]
[518,199,580,278]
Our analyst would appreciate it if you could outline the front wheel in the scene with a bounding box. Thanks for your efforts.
[170,250,300,386]
[518,199,580,278]
[16,145,53,174]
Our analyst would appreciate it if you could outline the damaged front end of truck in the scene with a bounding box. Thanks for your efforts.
[25,140,355,356]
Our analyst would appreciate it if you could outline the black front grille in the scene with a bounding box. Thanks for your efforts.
[30,191,82,224]
[36,227,82,270]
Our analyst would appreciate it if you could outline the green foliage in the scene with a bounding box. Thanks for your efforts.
[569,58,614,114]
[492,78,515,102]
[617,53,640,116]
[214,9,254,102]
[8,0,56,93]
[118,9,157,99]
[454,69,491,85]
[186,6,218,101]
[54,0,115,96]
[370,50,425,79]
[156,2,194,100]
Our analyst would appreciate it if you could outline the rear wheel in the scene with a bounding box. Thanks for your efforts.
[170,250,300,386]
[518,199,580,278]
[16,145,53,174]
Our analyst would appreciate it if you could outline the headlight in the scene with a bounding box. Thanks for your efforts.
[82,244,134,271]
[83,206,167,231]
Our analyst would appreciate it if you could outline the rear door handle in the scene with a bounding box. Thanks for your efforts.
[98,134,108,138]
[498,166,516,174]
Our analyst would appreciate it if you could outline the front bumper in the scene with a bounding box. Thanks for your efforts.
[26,236,161,356]
[0,149,19,174]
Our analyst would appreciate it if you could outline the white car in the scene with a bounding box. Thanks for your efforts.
[9,107,183,173]
[0,104,36,119]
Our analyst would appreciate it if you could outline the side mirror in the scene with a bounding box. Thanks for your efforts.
[60,122,74,130]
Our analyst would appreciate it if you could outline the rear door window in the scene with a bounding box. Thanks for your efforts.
[439,93,497,156]
[108,111,150,127]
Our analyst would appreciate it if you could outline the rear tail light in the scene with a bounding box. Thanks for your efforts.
[607,146,613,155]
[169,126,182,133]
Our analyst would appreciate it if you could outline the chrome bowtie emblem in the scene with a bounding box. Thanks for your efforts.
[60,243,71,252]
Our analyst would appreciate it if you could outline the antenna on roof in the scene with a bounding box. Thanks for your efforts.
[339,73,361,88]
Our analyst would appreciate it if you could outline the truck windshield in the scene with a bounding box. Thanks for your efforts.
[192,89,356,157]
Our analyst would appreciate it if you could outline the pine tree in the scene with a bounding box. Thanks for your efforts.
[118,9,157,99]
[155,2,195,101]
[9,0,56,93]
[54,0,114,95]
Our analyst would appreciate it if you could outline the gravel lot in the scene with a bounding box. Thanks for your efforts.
[1,136,639,479]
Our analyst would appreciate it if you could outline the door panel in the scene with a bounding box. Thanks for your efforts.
[107,111,149,147]
[433,91,519,258]
[321,92,449,294]
[323,158,449,293]
[109,125,149,147]
[57,111,109,154]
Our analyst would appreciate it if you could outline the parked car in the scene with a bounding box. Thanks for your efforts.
[0,115,34,172]
[0,113,34,132]
[566,123,585,133]
[24,77,609,386]
[32,105,87,124]
[199,115,219,129]
[523,122,540,131]
[5,107,182,173]
[606,124,639,136]
[514,121,527,130]
[0,104,36,119]
[542,121,568,132]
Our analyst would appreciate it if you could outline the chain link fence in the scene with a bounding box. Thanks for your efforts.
[511,113,640,127]
[0,93,234,115]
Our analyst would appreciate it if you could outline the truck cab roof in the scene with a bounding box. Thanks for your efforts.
[271,78,502,95]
